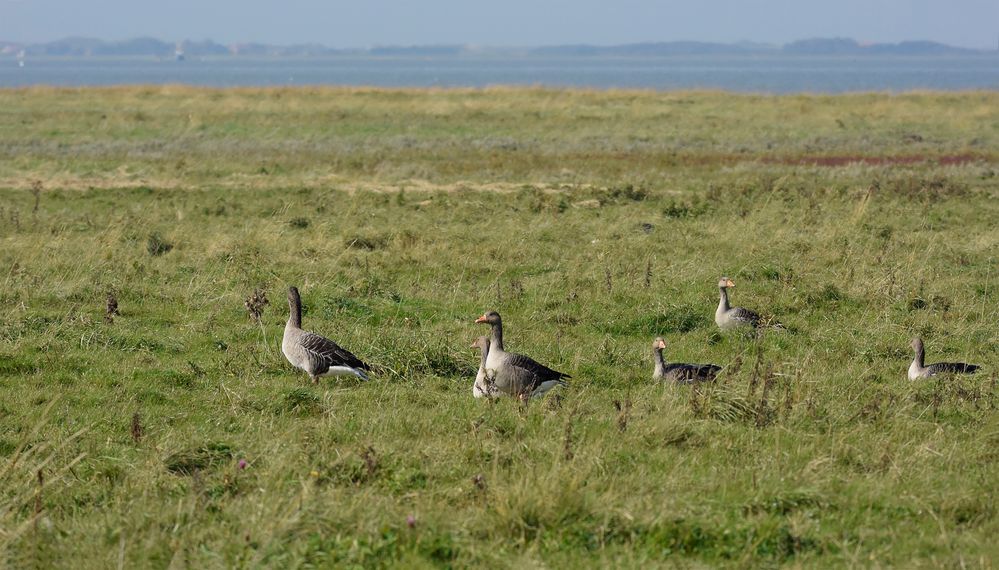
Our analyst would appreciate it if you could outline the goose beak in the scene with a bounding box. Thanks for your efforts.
[726,279,735,287]
[655,340,666,349]
[475,315,488,324]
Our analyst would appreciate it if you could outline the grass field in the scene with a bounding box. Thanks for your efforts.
[1,86,998,568]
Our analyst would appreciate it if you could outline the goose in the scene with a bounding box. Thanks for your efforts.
[471,336,497,398]
[474,311,569,400]
[907,337,979,380]
[281,286,371,383]
[652,337,721,383]
[715,276,761,330]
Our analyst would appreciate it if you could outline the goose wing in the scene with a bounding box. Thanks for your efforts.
[300,331,371,374]
[504,352,570,390]
[664,363,721,383]
[506,353,570,380]
[927,362,979,376]
[729,307,761,325]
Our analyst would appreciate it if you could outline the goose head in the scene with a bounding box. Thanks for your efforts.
[475,311,502,326]
[653,337,666,351]
[718,276,735,289]
[471,336,490,350]
[910,337,924,353]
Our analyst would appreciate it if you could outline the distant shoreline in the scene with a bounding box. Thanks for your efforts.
[2,37,995,59]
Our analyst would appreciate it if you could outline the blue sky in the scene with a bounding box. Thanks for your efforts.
[2,0,997,49]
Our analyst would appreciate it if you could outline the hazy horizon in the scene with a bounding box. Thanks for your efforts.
[2,0,997,50]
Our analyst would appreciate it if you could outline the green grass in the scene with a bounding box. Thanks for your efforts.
[0,87,998,568]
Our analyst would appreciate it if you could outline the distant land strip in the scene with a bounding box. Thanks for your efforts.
[2,37,995,58]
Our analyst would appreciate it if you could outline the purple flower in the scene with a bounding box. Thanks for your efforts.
[238,459,248,470]
[406,515,416,528]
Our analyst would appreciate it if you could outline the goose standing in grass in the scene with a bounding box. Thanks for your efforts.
[652,337,721,383]
[907,337,980,380]
[282,286,371,383]
[715,276,761,330]
[474,311,569,400]
[471,336,497,398]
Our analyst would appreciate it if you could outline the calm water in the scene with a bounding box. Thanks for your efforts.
[2,55,998,93]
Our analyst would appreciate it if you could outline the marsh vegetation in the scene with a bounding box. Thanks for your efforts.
[0,87,997,567]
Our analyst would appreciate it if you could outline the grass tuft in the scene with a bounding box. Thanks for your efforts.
[145,232,173,256]
[164,443,235,475]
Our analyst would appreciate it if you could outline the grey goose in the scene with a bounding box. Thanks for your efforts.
[281,286,371,383]
[908,337,979,380]
[474,311,569,400]
[652,337,721,383]
[715,276,762,330]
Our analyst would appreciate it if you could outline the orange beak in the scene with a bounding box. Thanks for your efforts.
[725,279,735,287]
[655,339,666,349]
[475,315,488,324]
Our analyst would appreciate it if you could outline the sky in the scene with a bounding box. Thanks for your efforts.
[1,0,997,49]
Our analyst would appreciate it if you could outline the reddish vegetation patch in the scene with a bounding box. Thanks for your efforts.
[766,154,985,167]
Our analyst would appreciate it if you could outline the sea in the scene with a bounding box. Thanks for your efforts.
[2,55,998,93]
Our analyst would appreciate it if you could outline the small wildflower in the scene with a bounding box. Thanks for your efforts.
[309,469,320,478]
[406,515,416,528]
[238,459,248,470]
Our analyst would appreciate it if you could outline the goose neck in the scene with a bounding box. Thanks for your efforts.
[653,348,666,377]
[490,322,504,352]
[288,296,302,329]
[718,287,730,312]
